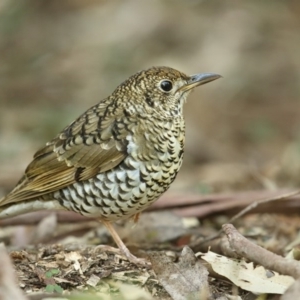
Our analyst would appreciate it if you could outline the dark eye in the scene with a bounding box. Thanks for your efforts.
[160,80,173,92]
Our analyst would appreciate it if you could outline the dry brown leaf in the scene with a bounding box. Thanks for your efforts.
[86,274,101,287]
[149,246,210,300]
[111,271,150,285]
[65,251,83,274]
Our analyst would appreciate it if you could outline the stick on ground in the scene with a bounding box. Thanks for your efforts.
[222,224,300,279]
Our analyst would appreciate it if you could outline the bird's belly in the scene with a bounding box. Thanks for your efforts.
[53,153,183,221]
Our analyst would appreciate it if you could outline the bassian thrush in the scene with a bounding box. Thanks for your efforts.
[0,66,220,265]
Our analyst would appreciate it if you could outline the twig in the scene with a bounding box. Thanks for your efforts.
[223,224,300,279]
[227,190,300,224]
[190,190,300,251]
[281,277,300,300]
[1,189,300,226]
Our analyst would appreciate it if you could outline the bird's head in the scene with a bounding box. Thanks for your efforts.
[114,66,221,118]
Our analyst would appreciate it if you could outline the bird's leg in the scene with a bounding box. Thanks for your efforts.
[101,220,150,267]
[132,212,140,223]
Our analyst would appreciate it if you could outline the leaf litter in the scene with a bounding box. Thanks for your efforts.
[1,197,300,299]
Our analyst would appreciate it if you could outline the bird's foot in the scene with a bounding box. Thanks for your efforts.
[119,244,151,268]
[100,220,151,268]
[94,244,150,268]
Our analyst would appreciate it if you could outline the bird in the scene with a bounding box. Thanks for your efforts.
[0,66,220,265]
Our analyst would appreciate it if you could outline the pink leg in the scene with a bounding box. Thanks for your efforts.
[101,220,150,267]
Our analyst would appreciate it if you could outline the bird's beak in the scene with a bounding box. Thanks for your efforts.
[178,73,221,92]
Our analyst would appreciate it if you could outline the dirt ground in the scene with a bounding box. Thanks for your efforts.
[1,1,300,299]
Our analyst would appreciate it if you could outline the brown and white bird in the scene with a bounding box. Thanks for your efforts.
[0,66,220,265]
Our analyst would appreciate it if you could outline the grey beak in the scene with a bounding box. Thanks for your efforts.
[179,73,221,92]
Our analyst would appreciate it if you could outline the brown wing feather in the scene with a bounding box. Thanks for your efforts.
[0,98,128,206]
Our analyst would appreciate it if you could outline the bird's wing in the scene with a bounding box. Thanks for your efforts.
[0,98,128,206]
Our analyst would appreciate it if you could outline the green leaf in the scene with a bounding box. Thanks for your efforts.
[45,284,54,293]
[45,284,63,294]
[54,284,64,293]
[45,268,60,278]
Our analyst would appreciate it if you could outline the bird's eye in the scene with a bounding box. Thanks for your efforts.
[159,80,173,92]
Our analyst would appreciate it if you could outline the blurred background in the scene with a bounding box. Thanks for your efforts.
[1,0,300,197]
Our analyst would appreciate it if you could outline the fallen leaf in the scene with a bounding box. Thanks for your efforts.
[65,251,83,274]
[86,274,100,287]
[200,251,294,294]
[149,246,210,300]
